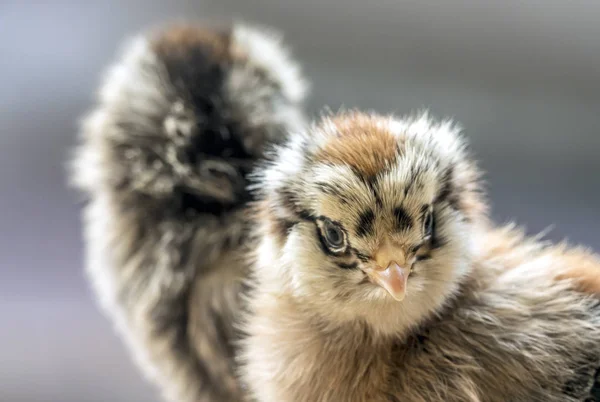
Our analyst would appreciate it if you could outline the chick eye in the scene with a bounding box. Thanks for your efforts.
[324,221,344,248]
[422,209,433,238]
[317,218,347,252]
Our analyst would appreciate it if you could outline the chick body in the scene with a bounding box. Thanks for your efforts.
[71,23,307,402]
[242,112,600,402]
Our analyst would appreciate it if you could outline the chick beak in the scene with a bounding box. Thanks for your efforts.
[366,262,409,301]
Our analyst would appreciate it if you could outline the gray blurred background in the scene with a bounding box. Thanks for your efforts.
[1,1,599,401]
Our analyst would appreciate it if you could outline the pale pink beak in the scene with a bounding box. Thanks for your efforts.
[366,261,409,301]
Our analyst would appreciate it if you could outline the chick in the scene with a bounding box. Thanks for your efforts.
[242,111,600,402]
[70,23,307,402]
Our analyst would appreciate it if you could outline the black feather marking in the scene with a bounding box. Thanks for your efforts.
[589,367,600,401]
[430,234,445,250]
[159,32,252,163]
[393,206,413,231]
[415,253,432,261]
[273,217,296,240]
[436,167,452,203]
[352,249,371,263]
[336,261,358,270]
[278,186,318,222]
[149,289,235,399]
[429,211,445,250]
[356,209,375,237]
[279,186,297,212]
[282,219,297,233]
[315,181,349,205]
[404,165,421,196]
[210,305,235,359]
[366,175,384,208]
[436,166,461,212]
[149,291,190,355]
[146,33,257,221]
[563,362,600,399]
[316,181,339,196]
[353,170,383,208]
[415,333,430,353]
[298,209,316,222]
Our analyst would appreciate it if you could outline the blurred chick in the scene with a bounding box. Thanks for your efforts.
[70,23,307,402]
[242,111,600,402]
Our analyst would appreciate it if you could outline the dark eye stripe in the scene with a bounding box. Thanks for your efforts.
[410,243,424,254]
[415,254,432,261]
[355,251,371,262]
[336,261,358,270]
[272,217,297,243]
[298,209,315,221]
[356,209,375,237]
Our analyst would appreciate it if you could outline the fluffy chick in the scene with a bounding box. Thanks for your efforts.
[70,23,307,402]
[242,111,600,402]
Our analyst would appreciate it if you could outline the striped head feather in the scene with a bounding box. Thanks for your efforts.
[251,111,486,336]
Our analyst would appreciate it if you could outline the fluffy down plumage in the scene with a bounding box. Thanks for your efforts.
[241,112,600,402]
[70,23,307,402]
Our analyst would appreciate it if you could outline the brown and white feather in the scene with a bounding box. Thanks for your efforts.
[241,111,600,402]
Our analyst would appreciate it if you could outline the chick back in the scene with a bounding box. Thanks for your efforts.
[71,23,306,402]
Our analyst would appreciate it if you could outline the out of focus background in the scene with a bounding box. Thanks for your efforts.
[1,1,599,401]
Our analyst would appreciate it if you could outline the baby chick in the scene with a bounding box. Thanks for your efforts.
[242,111,600,402]
[71,23,307,402]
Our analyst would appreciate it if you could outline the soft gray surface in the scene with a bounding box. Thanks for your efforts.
[1,1,598,401]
